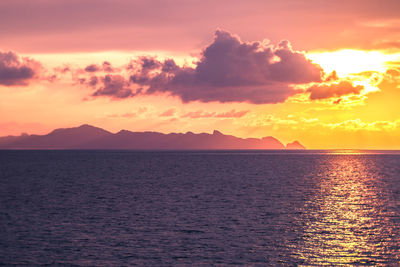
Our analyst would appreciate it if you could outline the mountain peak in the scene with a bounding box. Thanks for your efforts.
[116,129,132,134]
[77,124,96,129]
[286,141,306,149]
[213,130,223,135]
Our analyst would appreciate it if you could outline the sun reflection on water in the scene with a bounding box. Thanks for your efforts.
[323,149,389,155]
[294,155,400,265]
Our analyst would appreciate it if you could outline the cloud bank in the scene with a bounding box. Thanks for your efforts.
[20,30,376,105]
[126,30,324,104]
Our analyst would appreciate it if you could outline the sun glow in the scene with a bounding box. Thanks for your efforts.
[307,49,399,77]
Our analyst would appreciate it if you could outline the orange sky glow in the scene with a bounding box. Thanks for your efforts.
[1,0,400,149]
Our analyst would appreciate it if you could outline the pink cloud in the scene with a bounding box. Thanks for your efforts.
[160,108,176,117]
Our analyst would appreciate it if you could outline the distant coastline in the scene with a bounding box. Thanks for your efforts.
[0,124,306,150]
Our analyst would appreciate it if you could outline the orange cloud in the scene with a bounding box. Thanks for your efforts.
[307,81,364,100]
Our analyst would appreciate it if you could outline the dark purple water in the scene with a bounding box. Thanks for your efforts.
[1,150,400,265]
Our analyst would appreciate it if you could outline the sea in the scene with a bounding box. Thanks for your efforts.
[1,150,400,266]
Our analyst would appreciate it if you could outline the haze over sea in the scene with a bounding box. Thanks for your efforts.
[1,150,400,265]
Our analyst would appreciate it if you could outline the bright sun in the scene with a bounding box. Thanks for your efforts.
[307,49,400,77]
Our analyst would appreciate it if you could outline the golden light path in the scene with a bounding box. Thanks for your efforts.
[293,153,399,264]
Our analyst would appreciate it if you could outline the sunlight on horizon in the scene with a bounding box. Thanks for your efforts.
[307,49,400,77]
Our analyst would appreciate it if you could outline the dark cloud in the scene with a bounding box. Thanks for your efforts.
[88,76,98,87]
[102,61,114,72]
[307,81,364,100]
[92,75,135,99]
[127,30,323,104]
[84,64,100,72]
[0,51,41,86]
[129,56,163,85]
[84,61,115,73]
[182,109,249,118]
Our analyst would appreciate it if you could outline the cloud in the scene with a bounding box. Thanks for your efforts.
[84,61,115,73]
[181,109,249,118]
[386,68,400,76]
[214,109,249,118]
[325,119,398,131]
[307,81,364,100]
[181,111,217,118]
[374,68,400,93]
[84,64,100,72]
[88,76,99,87]
[54,65,71,74]
[102,61,114,72]
[191,31,321,85]
[160,108,176,117]
[383,68,400,86]
[127,30,324,104]
[92,75,136,99]
[107,107,148,118]
[107,112,137,118]
[0,51,41,86]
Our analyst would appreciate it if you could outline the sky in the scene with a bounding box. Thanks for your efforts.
[1,0,400,149]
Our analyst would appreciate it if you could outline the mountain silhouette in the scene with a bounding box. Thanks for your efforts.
[286,141,306,150]
[0,124,306,150]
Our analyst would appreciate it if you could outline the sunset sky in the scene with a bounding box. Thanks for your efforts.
[1,0,400,149]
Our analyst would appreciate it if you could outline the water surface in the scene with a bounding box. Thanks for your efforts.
[1,150,400,265]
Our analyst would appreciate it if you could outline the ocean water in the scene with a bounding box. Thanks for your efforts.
[1,150,400,266]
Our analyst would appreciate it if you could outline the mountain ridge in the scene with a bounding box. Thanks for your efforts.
[0,124,306,150]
